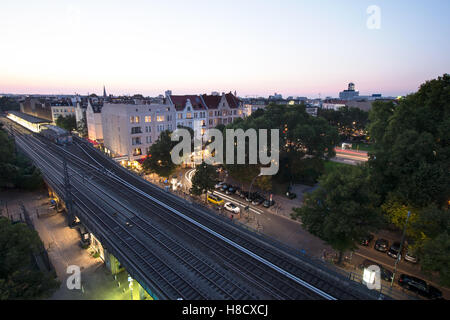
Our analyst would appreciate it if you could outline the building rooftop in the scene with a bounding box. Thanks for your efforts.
[7,111,51,124]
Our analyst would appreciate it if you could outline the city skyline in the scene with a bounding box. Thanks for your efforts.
[1,0,449,98]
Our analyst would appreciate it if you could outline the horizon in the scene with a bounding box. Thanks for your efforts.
[1,0,449,98]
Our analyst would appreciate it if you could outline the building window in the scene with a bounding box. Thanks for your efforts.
[186,113,192,119]
[145,126,151,133]
[177,113,183,120]
[132,137,142,145]
[146,136,152,144]
[131,127,142,134]
[194,113,198,118]
[209,111,213,117]
[133,148,142,156]
[145,116,151,123]
[157,115,165,122]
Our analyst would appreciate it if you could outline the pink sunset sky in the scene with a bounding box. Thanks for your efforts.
[0,0,449,98]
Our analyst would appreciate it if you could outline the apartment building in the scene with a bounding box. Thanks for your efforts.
[202,92,244,128]
[86,99,104,142]
[20,97,77,122]
[165,92,207,140]
[101,101,175,162]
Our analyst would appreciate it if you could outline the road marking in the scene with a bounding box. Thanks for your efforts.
[212,191,263,215]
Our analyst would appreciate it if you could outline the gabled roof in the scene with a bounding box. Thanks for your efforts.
[225,92,241,109]
[169,95,207,111]
[201,94,222,109]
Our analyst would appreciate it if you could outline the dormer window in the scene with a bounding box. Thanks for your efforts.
[187,107,191,111]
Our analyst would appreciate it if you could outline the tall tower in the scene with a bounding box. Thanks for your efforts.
[103,85,107,98]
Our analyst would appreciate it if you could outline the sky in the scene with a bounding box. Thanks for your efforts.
[0,0,449,98]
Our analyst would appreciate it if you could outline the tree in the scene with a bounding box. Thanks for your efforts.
[318,106,369,142]
[410,206,450,286]
[367,74,450,286]
[190,162,218,202]
[417,232,450,287]
[55,115,77,132]
[0,97,20,112]
[368,74,450,208]
[0,218,59,299]
[223,103,338,186]
[142,130,179,178]
[292,165,382,264]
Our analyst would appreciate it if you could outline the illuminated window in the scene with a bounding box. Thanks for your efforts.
[145,116,151,123]
[177,113,183,119]
[157,115,164,122]
[186,113,192,119]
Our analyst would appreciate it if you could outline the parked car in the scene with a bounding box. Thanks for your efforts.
[207,194,224,205]
[374,238,389,252]
[358,259,393,282]
[224,202,240,214]
[226,186,237,195]
[252,197,265,206]
[263,199,275,208]
[246,192,259,202]
[360,234,374,246]
[398,274,443,300]
[285,191,297,199]
[240,191,249,199]
[214,181,224,189]
[387,242,402,259]
[404,247,418,263]
[221,184,229,192]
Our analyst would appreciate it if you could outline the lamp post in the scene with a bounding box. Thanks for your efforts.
[246,172,262,213]
[391,210,411,288]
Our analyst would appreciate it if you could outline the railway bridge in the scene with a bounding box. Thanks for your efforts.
[4,118,382,300]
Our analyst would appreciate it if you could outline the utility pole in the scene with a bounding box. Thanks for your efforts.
[391,210,411,287]
[63,154,75,227]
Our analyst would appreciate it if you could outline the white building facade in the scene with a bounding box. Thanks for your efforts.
[86,100,104,142]
[101,102,176,162]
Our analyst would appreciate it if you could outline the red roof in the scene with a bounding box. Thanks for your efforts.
[201,94,222,109]
[225,92,241,109]
[169,95,207,111]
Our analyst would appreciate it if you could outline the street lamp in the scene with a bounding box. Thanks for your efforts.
[246,172,262,211]
[390,210,411,288]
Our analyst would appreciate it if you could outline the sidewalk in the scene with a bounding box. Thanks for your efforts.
[1,189,131,300]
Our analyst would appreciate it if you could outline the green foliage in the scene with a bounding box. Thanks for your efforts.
[318,106,369,141]
[55,115,77,132]
[367,74,450,286]
[0,218,59,299]
[142,130,179,178]
[0,97,20,112]
[292,165,382,263]
[0,127,43,190]
[418,232,450,287]
[223,103,338,185]
[368,74,450,208]
[190,161,218,198]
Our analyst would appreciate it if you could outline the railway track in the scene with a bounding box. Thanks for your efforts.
[5,120,379,300]
[72,137,378,300]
